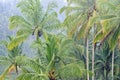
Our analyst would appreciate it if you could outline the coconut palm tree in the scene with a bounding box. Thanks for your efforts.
[94,41,120,80]
[16,34,87,80]
[94,41,112,80]
[8,0,61,50]
[60,0,97,79]
[0,36,23,80]
[92,0,120,79]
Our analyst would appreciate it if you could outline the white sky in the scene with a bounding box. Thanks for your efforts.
[63,0,67,2]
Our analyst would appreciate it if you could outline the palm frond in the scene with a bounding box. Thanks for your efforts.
[0,64,13,80]
[58,62,86,79]
[9,16,32,30]
[15,56,46,73]
[108,25,120,50]
[17,73,48,80]
[0,56,11,65]
[7,34,29,50]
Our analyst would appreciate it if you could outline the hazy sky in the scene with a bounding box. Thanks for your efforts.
[0,0,67,3]
[0,0,66,21]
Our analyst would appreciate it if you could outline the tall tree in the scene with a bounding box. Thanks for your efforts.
[60,0,97,79]
[0,36,23,80]
[8,0,60,50]
[93,0,120,79]
[16,34,86,80]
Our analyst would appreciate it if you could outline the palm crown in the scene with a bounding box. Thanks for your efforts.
[8,0,61,50]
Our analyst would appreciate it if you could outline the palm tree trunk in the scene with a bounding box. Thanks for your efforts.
[92,42,95,80]
[15,63,18,74]
[111,50,114,80]
[86,38,89,80]
[92,25,95,80]
[106,71,109,80]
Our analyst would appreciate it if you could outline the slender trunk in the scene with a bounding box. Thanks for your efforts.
[92,42,95,80]
[106,71,109,80]
[15,63,18,74]
[111,50,114,80]
[86,38,89,80]
[92,25,95,80]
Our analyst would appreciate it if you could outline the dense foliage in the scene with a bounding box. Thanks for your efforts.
[0,0,120,80]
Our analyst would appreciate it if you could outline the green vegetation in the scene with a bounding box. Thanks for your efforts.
[0,0,120,80]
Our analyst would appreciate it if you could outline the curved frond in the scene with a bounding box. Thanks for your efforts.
[59,62,86,79]
[17,73,48,80]
[7,34,29,50]
[9,16,32,30]
[0,64,13,80]
[0,56,11,65]
[108,25,120,50]
[15,56,46,73]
